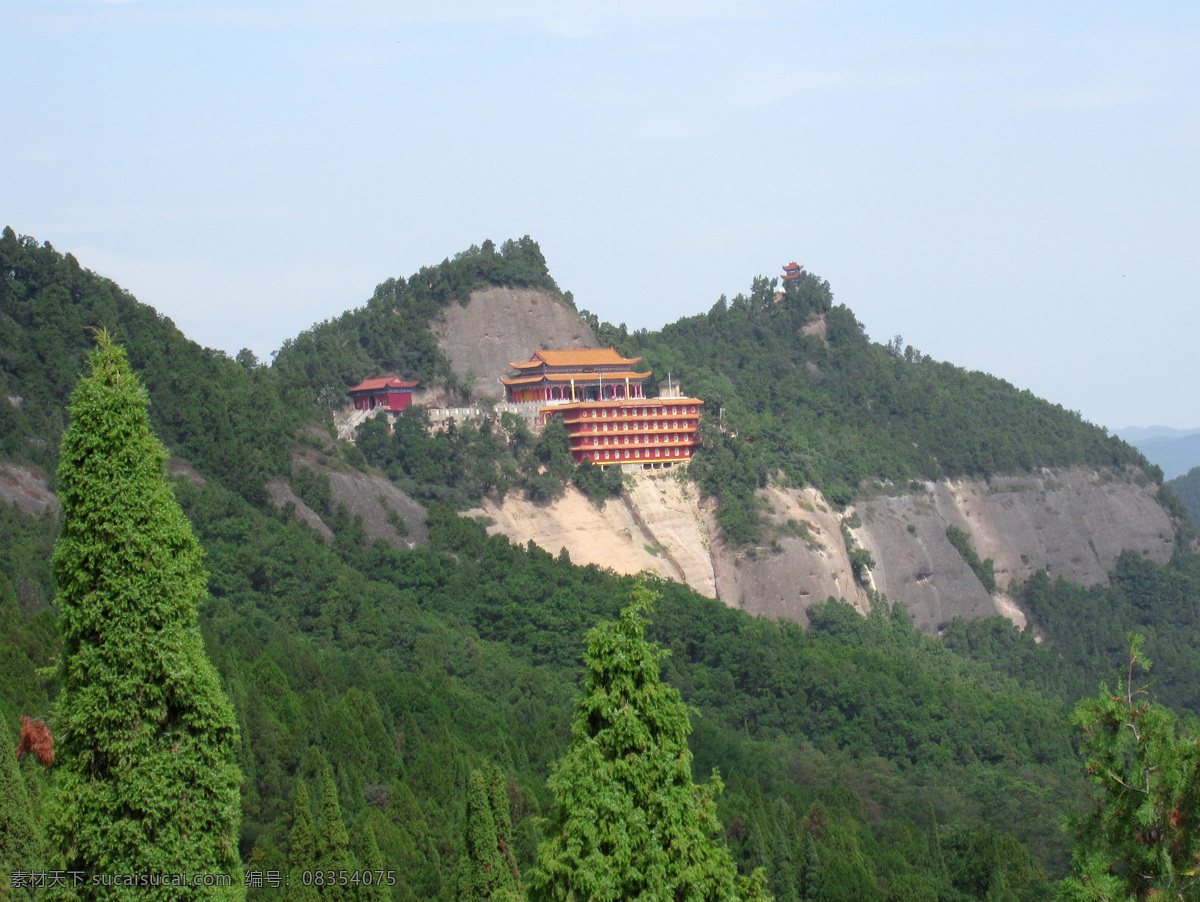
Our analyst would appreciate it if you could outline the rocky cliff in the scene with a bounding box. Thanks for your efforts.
[471,466,1177,634]
[432,286,598,403]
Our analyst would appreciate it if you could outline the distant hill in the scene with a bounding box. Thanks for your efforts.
[1117,427,1200,480]
[1169,466,1200,529]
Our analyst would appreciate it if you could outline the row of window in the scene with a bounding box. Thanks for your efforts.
[583,405,698,418]
[580,434,690,447]
[587,447,693,462]
[586,420,692,433]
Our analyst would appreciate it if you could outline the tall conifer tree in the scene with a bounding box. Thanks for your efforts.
[48,334,242,899]
[1,717,41,899]
[317,761,351,901]
[289,781,319,902]
[358,825,389,902]
[528,581,767,901]
[456,768,520,902]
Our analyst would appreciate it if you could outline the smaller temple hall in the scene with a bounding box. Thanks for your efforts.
[347,376,418,412]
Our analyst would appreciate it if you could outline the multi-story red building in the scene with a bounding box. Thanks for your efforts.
[347,376,418,412]
[542,395,704,468]
[502,348,703,468]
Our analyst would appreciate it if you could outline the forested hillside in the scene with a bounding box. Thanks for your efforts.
[583,273,1148,542]
[1169,466,1200,529]
[271,237,561,410]
[0,227,300,501]
[4,230,1200,900]
[3,467,1082,900]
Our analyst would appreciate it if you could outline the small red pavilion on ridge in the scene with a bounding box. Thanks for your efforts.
[348,377,418,412]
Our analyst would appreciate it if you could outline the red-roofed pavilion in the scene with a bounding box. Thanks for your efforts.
[348,377,418,412]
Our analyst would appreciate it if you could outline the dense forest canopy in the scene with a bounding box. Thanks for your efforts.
[1168,465,1200,530]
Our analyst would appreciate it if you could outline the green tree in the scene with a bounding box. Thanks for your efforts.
[289,781,320,902]
[816,824,879,902]
[799,832,822,902]
[1059,634,1200,901]
[48,333,242,899]
[358,825,389,902]
[528,581,767,902]
[1,717,41,900]
[318,761,352,901]
[456,768,521,902]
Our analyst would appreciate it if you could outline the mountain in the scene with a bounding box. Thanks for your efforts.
[1169,466,1200,530]
[380,271,1179,634]
[1116,425,1200,443]
[1117,428,1200,480]
[5,227,1200,900]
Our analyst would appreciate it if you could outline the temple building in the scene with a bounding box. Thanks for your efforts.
[348,376,418,412]
[505,349,703,469]
[500,348,651,404]
[782,261,804,281]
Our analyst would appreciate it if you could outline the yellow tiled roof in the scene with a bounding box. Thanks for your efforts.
[501,371,652,386]
[506,347,642,369]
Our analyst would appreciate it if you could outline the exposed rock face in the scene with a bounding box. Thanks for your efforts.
[710,485,870,624]
[266,478,333,542]
[623,473,715,595]
[435,287,599,402]
[0,463,58,515]
[475,466,1178,635]
[326,470,427,549]
[281,456,428,550]
[472,477,685,585]
[854,469,1176,632]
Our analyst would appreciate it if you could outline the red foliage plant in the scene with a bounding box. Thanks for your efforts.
[16,716,54,766]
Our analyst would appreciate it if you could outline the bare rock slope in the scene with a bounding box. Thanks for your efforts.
[327,470,428,548]
[854,469,1175,632]
[471,471,713,591]
[475,467,1176,634]
[435,286,599,402]
[0,463,58,515]
[266,479,334,542]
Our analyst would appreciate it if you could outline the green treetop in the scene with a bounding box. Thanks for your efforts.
[317,761,351,901]
[528,581,768,902]
[48,333,242,900]
[1,717,42,900]
[358,825,389,902]
[456,767,521,902]
[1060,634,1200,902]
[288,781,319,902]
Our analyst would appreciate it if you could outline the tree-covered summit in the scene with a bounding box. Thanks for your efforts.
[584,271,1148,541]
[0,227,300,502]
[271,236,561,409]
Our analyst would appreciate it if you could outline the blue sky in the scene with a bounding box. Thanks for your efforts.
[4,1,1198,429]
